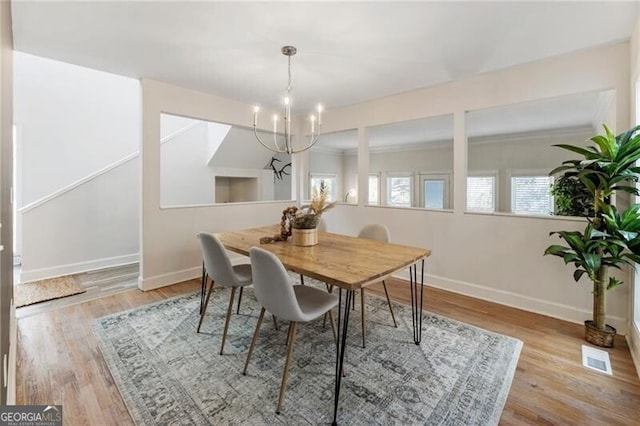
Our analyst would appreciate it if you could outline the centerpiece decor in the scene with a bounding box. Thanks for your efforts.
[544,124,640,347]
[259,181,336,246]
[290,181,336,246]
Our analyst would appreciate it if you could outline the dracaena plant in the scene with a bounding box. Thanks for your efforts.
[544,124,640,332]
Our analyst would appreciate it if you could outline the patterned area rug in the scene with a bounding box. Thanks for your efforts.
[92,277,522,425]
[15,275,86,308]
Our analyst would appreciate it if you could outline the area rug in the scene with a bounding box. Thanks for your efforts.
[92,277,523,425]
[15,275,86,308]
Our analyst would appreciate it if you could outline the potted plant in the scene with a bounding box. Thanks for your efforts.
[550,174,594,217]
[544,124,640,347]
[290,180,336,246]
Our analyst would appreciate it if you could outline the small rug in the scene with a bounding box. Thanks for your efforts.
[92,277,523,425]
[15,275,86,308]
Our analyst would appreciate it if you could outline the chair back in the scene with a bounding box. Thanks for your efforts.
[358,224,390,243]
[250,247,304,321]
[197,233,239,286]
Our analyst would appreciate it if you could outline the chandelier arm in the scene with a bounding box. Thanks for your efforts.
[254,126,286,154]
[292,133,321,154]
[273,128,286,153]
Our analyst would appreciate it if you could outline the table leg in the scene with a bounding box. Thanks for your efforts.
[200,262,206,315]
[409,259,425,344]
[332,288,353,426]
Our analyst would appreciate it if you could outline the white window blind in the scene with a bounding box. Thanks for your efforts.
[467,176,495,212]
[511,176,553,215]
[387,176,411,207]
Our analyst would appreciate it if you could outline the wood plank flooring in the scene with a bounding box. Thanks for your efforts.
[16,277,640,425]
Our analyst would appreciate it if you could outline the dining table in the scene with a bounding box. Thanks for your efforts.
[214,225,431,425]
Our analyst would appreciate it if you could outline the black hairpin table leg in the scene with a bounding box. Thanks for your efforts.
[409,259,425,344]
[332,288,353,426]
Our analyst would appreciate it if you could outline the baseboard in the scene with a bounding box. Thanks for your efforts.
[20,253,139,283]
[138,266,201,291]
[390,270,629,335]
[627,321,640,379]
[138,255,250,291]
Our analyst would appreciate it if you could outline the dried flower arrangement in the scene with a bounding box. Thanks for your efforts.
[290,180,337,229]
[259,181,336,244]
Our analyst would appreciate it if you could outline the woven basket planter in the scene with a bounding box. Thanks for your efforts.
[584,320,616,348]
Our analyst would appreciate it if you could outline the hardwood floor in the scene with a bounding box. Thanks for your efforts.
[17,277,640,425]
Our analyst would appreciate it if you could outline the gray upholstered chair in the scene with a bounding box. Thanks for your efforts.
[356,224,398,348]
[196,232,253,355]
[243,246,339,414]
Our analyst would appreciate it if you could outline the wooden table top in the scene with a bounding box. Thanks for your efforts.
[216,225,431,290]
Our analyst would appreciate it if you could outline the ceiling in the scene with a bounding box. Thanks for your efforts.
[11,1,637,152]
[12,1,638,116]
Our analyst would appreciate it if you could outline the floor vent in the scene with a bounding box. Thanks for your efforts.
[581,345,612,375]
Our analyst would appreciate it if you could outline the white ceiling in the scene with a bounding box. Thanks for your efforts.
[12,0,638,116]
[11,1,636,152]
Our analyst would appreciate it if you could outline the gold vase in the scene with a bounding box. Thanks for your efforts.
[291,228,318,246]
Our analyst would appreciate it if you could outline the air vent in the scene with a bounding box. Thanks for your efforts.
[581,345,612,375]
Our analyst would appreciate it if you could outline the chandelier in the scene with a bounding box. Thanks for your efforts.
[252,46,323,155]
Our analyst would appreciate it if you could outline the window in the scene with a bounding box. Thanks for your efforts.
[386,175,412,207]
[310,174,337,202]
[511,175,554,215]
[467,176,495,212]
[419,173,450,209]
[424,181,445,209]
[368,174,380,205]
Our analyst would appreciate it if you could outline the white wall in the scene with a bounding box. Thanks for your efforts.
[20,158,139,282]
[161,122,214,206]
[160,116,290,206]
[140,79,294,290]
[14,52,140,204]
[15,53,141,281]
[315,41,631,333]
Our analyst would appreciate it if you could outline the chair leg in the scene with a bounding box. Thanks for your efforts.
[236,286,244,314]
[272,314,279,330]
[197,278,215,333]
[323,284,333,328]
[361,288,366,348]
[276,321,298,414]
[300,274,305,285]
[382,280,398,328]
[200,262,206,315]
[328,309,337,343]
[243,307,266,375]
[220,287,237,355]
